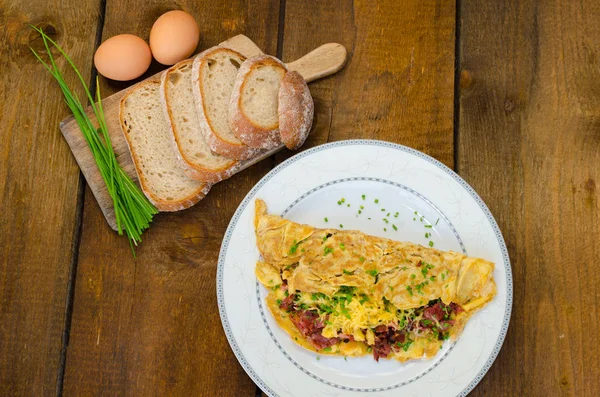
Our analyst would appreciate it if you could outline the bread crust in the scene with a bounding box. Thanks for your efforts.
[119,78,211,212]
[191,46,258,160]
[278,71,314,150]
[161,60,240,183]
[229,55,286,150]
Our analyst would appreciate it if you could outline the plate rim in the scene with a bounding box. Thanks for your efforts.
[217,139,513,397]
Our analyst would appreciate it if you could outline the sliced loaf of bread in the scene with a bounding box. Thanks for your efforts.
[229,55,286,150]
[161,59,239,183]
[278,71,314,150]
[191,47,258,160]
[119,79,211,211]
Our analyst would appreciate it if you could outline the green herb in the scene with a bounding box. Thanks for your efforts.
[384,228,387,231]
[360,205,364,209]
[347,204,350,207]
[367,347,373,353]
[425,224,433,229]
[392,224,398,231]
[340,243,346,250]
[366,269,378,277]
[325,320,332,325]
[420,216,424,222]
[31,27,157,255]
[435,218,440,225]
[358,210,362,214]
[359,256,366,262]
[344,357,348,361]
[411,274,416,279]
[289,239,300,254]
[399,340,413,351]
[339,224,344,228]
[323,347,332,352]
[387,213,390,217]
[276,299,282,305]
[342,269,353,275]
[429,241,434,247]
[441,273,446,280]
[374,199,379,203]
[425,232,430,238]
[362,195,366,200]
[406,285,413,296]
[324,247,334,255]
[316,356,321,361]
[383,218,389,223]
[324,217,329,222]
[430,276,436,282]
[381,208,385,212]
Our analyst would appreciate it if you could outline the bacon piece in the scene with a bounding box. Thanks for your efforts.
[450,302,464,314]
[289,310,323,337]
[310,333,339,350]
[423,302,445,322]
[279,294,296,312]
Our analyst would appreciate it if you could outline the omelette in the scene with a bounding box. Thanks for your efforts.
[253,199,496,362]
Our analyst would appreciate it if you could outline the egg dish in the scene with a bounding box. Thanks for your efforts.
[254,199,496,362]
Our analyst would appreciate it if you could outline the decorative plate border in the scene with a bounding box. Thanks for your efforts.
[255,176,466,391]
[216,140,513,397]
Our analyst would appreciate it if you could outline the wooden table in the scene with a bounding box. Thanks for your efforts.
[1,1,599,396]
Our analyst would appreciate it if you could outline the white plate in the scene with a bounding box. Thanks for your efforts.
[217,140,512,397]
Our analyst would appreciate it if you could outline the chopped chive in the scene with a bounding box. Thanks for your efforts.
[435,218,440,225]
[362,194,366,200]
[324,217,329,222]
[392,224,398,231]
[339,224,344,228]
[429,241,434,247]
[374,199,379,203]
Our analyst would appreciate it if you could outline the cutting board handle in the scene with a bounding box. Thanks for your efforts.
[286,43,347,83]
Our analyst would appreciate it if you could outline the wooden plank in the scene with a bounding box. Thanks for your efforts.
[278,0,456,167]
[62,1,281,396]
[459,0,600,395]
[59,35,346,230]
[0,1,99,395]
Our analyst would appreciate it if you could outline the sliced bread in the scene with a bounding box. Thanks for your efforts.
[161,59,240,183]
[191,47,258,160]
[119,79,211,211]
[278,71,314,150]
[229,55,286,150]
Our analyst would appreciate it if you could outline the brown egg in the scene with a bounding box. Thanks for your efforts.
[94,34,152,81]
[150,10,200,65]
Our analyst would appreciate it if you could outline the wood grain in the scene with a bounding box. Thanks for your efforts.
[0,1,99,395]
[62,1,280,396]
[459,0,600,395]
[278,0,456,167]
[60,34,346,230]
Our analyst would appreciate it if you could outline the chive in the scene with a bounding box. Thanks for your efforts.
[411,274,416,279]
[316,356,321,361]
[31,27,156,255]
[366,269,378,277]
[340,243,346,250]
[358,210,362,214]
[435,218,440,225]
[343,269,353,275]
[347,204,350,207]
[323,347,332,352]
[429,241,434,247]
[406,286,413,296]
[339,224,344,228]
[425,224,433,229]
[374,199,379,203]
[384,228,387,231]
[360,205,364,209]
[324,247,334,255]
[324,217,328,222]
[359,256,365,262]
[362,195,366,200]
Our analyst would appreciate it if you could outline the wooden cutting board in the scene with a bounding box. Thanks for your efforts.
[59,35,347,230]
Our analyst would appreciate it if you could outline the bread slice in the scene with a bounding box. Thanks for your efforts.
[229,55,286,150]
[161,59,240,183]
[191,47,258,160]
[119,79,211,211]
[278,71,314,150]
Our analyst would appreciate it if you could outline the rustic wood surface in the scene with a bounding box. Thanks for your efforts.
[0,1,99,395]
[1,0,599,396]
[459,1,600,395]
